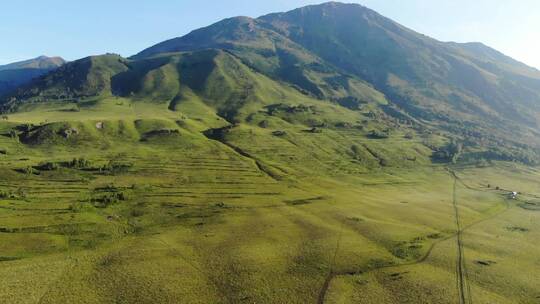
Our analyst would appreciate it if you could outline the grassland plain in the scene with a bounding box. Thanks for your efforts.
[0,95,538,304]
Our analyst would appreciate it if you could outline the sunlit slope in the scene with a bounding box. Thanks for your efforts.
[135,16,388,107]
[137,2,540,164]
[1,48,430,177]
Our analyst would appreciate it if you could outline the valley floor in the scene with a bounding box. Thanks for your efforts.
[0,146,538,304]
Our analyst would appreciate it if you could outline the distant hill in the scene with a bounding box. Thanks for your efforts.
[0,56,65,71]
[0,56,65,96]
[3,2,540,165]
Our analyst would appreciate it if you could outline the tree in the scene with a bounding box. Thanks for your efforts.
[9,130,18,142]
[450,141,463,164]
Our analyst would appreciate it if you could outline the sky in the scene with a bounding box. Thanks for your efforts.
[1,0,539,69]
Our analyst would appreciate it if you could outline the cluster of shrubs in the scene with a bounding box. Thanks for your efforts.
[272,130,287,137]
[459,147,540,166]
[16,166,40,175]
[0,190,18,199]
[16,124,34,132]
[9,130,18,141]
[307,127,323,134]
[203,125,236,140]
[432,141,463,164]
[265,103,317,116]
[37,162,60,171]
[91,191,127,208]
[101,161,132,174]
[368,129,390,139]
[36,158,93,171]
[335,96,365,110]
[351,144,361,157]
[20,158,132,176]
[67,158,92,169]
[334,122,353,129]
[142,129,180,141]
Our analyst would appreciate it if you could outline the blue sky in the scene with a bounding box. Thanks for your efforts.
[1,0,539,69]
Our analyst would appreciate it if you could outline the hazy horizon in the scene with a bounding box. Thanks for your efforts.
[1,0,539,69]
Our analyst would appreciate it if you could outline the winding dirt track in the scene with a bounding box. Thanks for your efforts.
[317,170,509,304]
[452,175,472,304]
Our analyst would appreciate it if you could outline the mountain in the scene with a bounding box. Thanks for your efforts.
[2,2,540,164]
[0,56,65,96]
[3,4,540,304]
[138,3,540,125]
[135,15,387,108]
[0,56,65,71]
[135,2,540,162]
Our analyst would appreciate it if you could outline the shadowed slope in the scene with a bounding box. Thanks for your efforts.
[0,56,65,97]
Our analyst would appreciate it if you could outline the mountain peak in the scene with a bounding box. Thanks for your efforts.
[0,55,66,97]
[0,56,65,71]
[259,1,372,20]
[313,1,368,9]
[290,1,367,11]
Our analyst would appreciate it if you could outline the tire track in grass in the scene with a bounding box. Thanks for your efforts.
[37,255,79,304]
[143,236,230,302]
[452,176,471,304]
[317,170,510,304]
[450,170,477,304]
[317,222,344,304]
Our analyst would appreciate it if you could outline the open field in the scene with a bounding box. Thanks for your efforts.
[0,100,538,304]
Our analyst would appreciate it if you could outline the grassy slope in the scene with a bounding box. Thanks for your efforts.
[0,50,538,303]
[136,2,540,165]
[134,16,389,108]
[0,128,538,303]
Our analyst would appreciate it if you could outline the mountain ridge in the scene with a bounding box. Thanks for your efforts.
[2,1,540,165]
[135,2,540,147]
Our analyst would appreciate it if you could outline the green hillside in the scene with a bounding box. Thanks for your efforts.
[137,2,540,165]
[0,48,417,172]
[0,2,540,304]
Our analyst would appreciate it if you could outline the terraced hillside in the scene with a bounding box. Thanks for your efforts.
[0,86,539,303]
